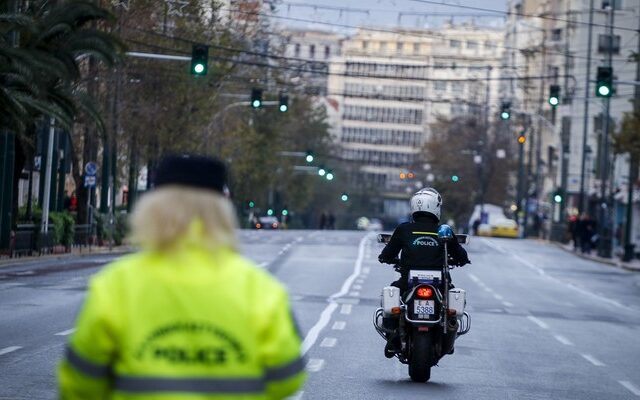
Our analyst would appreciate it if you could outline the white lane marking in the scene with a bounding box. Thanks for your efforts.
[512,254,546,276]
[332,321,346,330]
[352,284,362,290]
[484,287,494,293]
[0,346,22,356]
[54,328,75,336]
[619,381,640,397]
[493,294,504,301]
[258,262,268,268]
[527,316,549,330]
[502,301,514,307]
[482,239,507,254]
[553,334,574,346]
[355,279,364,285]
[287,391,304,400]
[349,291,360,297]
[306,358,325,372]
[362,267,370,274]
[320,337,337,348]
[468,273,481,283]
[582,354,605,367]
[301,233,372,355]
[340,304,352,315]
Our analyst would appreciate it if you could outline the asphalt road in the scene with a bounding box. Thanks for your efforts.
[1,230,640,399]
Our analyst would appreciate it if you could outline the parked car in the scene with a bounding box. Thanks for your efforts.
[254,216,279,230]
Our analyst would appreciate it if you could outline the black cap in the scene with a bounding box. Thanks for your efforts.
[154,154,227,194]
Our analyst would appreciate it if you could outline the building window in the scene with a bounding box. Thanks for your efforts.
[325,45,330,59]
[294,43,300,57]
[413,43,420,54]
[602,0,622,9]
[467,40,478,49]
[551,28,562,41]
[597,34,620,54]
[450,40,461,48]
[380,41,387,52]
[484,41,495,49]
[451,81,465,93]
[309,44,315,58]
[434,81,447,91]
[397,42,404,52]
[362,40,368,50]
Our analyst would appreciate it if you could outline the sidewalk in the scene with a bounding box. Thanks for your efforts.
[553,242,640,272]
[0,245,133,268]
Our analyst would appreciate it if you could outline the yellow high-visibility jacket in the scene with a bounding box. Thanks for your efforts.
[58,242,306,399]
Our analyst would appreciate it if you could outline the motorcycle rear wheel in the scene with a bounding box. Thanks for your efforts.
[408,332,432,382]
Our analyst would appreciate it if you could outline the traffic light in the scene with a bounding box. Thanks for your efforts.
[279,93,289,112]
[281,209,289,216]
[548,85,560,107]
[500,101,511,120]
[451,175,460,182]
[267,208,274,216]
[553,189,563,204]
[517,132,526,144]
[318,167,326,176]
[251,88,263,108]
[595,67,613,97]
[190,44,208,75]
[326,170,334,181]
[248,200,255,208]
[305,150,314,163]
[341,193,349,202]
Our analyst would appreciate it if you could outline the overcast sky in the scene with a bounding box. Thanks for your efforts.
[273,0,509,32]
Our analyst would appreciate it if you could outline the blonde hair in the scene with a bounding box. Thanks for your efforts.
[129,185,238,251]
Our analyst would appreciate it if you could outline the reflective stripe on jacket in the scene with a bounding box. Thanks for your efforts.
[58,245,305,399]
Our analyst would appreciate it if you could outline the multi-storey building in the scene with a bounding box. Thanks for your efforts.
[327,23,504,220]
[503,0,639,247]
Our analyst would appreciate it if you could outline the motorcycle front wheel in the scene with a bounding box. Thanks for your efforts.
[408,331,432,382]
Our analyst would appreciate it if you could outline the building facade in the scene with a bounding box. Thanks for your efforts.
[326,24,504,220]
[503,0,640,247]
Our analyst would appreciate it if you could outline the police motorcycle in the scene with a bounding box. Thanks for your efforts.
[373,225,471,382]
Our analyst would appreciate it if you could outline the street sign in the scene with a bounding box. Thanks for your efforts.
[84,175,96,188]
[84,162,97,176]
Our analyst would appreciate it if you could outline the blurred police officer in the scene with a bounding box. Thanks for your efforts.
[58,155,306,399]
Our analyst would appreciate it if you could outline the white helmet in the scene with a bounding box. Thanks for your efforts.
[410,187,442,220]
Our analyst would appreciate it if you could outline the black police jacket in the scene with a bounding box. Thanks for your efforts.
[378,214,470,271]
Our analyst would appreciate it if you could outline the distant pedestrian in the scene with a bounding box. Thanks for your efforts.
[58,155,305,399]
[472,218,481,236]
[327,213,336,230]
[578,213,596,254]
[567,215,579,250]
[319,211,327,229]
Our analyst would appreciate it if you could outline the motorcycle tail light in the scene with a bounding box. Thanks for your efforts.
[391,307,402,315]
[416,287,433,299]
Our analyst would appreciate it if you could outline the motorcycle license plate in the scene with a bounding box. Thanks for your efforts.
[414,300,435,315]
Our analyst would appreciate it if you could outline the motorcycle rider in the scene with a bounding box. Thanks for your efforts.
[378,187,470,355]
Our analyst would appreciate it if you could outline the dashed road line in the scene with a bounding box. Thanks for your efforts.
[355,279,364,285]
[581,354,605,367]
[619,381,640,397]
[332,321,346,330]
[526,316,549,330]
[0,346,22,356]
[468,273,481,283]
[352,284,362,290]
[54,328,75,336]
[306,358,325,372]
[362,267,371,274]
[348,291,360,297]
[493,294,504,301]
[320,337,337,348]
[502,301,514,307]
[553,334,574,346]
[340,304,352,315]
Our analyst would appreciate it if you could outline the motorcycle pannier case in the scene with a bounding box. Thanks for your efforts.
[381,286,401,315]
[448,288,466,316]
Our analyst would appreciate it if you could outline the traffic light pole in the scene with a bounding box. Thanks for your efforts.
[578,0,595,214]
[597,5,615,258]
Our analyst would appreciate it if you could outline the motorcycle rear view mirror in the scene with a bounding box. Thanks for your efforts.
[377,234,391,244]
[456,234,470,245]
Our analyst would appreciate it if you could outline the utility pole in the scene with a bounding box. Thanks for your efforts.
[597,4,615,258]
[578,0,595,213]
[622,13,640,261]
[534,29,547,238]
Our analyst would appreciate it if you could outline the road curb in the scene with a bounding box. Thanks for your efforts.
[0,247,133,269]
[551,242,640,272]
